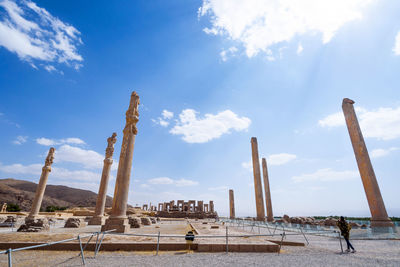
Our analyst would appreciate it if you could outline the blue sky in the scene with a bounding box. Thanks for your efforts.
[1,0,400,217]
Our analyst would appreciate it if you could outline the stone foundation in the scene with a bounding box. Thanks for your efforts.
[88,216,106,225]
[18,218,50,232]
[156,211,218,219]
[101,217,130,233]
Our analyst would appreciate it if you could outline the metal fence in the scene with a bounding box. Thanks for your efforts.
[221,218,400,240]
[0,229,116,267]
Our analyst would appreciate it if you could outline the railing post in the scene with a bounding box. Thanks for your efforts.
[156,231,160,256]
[278,231,286,254]
[300,227,309,245]
[338,231,343,253]
[78,235,86,265]
[226,226,229,253]
[7,248,12,267]
[94,232,100,257]
[95,232,106,256]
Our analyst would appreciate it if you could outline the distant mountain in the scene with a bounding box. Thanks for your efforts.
[0,178,113,211]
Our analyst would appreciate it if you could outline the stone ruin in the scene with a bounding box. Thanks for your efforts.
[64,217,87,228]
[275,214,368,229]
[156,200,218,219]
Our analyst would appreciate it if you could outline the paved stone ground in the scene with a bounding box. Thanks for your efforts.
[0,236,398,266]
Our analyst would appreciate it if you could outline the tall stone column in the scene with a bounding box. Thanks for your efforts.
[28,147,55,219]
[89,133,117,225]
[262,158,274,222]
[342,98,394,228]
[229,189,235,219]
[251,137,265,221]
[102,92,140,233]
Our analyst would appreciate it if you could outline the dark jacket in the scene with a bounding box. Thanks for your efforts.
[337,220,352,239]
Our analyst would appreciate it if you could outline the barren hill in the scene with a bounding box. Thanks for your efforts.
[0,178,113,211]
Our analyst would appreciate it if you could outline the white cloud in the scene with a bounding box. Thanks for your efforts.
[36,137,85,146]
[208,186,228,191]
[370,147,399,158]
[175,178,199,187]
[0,162,100,182]
[162,110,174,120]
[199,0,374,59]
[148,177,174,185]
[55,144,106,169]
[393,31,400,56]
[13,135,28,145]
[152,109,174,127]
[292,168,358,183]
[220,46,238,61]
[319,106,400,140]
[0,0,83,70]
[170,109,251,143]
[318,112,345,127]
[147,177,199,187]
[242,153,297,171]
[267,153,297,166]
[297,43,303,55]
[0,163,42,175]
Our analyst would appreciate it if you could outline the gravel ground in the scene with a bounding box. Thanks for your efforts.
[0,222,398,266]
[1,237,398,267]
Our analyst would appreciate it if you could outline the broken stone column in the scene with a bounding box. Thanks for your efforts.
[209,200,214,213]
[28,147,55,219]
[229,189,235,219]
[102,92,140,233]
[342,98,394,228]
[89,133,117,226]
[262,158,274,222]
[251,137,266,221]
[197,201,204,212]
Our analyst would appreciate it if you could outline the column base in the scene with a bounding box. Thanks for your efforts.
[371,218,394,228]
[88,216,106,225]
[256,217,266,222]
[101,217,130,233]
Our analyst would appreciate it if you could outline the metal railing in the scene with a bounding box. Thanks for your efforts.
[106,226,286,255]
[0,229,116,267]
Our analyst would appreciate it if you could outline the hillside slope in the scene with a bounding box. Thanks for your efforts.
[0,178,113,211]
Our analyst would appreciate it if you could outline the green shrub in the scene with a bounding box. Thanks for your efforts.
[6,203,21,212]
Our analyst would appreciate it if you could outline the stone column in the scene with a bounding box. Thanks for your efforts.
[102,92,140,233]
[229,189,235,219]
[204,204,209,213]
[89,133,117,225]
[342,98,394,228]
[28,147,55,219]
[251,137,265,221]
[209,200,214,213]
[262,158,274,222]
[198,201,204,212]
[177,200,184,211]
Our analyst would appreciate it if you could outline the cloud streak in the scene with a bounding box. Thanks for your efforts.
[292,168,358,183]
[0,0,83,70]
[147,177,199,187]
[319,106,400,140]
[199,0,374,59]
[170,109,251,143]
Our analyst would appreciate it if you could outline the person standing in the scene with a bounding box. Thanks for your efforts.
[337,216,356,253]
